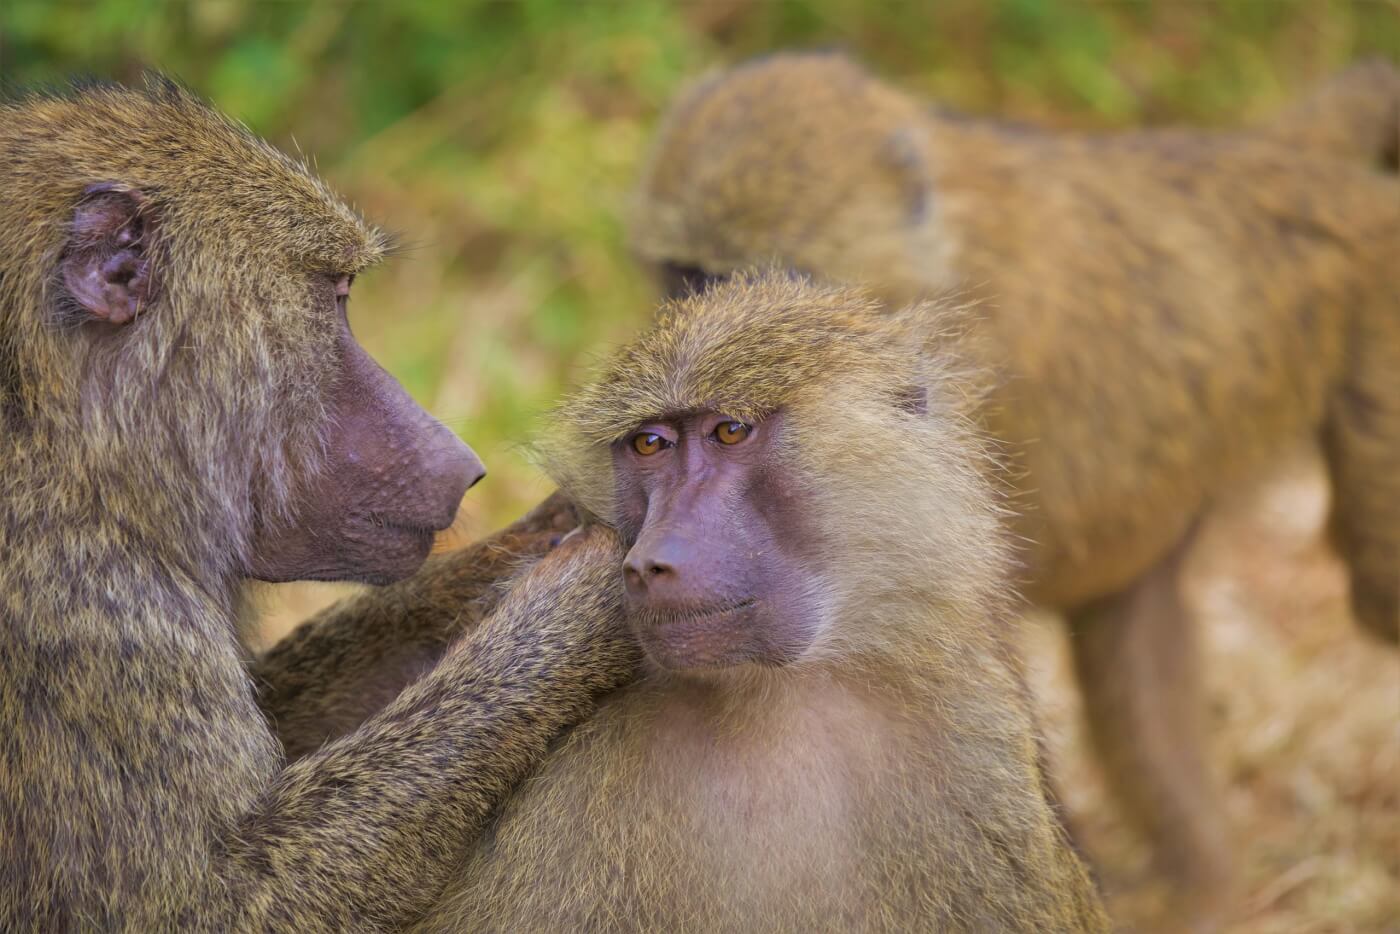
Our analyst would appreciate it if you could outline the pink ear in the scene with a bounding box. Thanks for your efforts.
[61,183,159,326]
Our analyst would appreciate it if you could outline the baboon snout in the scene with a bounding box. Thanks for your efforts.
[623,530,716,606]
[417,423,486,528]
[341,332,487,531]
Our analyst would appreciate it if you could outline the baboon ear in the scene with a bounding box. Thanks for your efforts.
[882,128,932,224]
[61,183,160,326]
[895,385,929,415]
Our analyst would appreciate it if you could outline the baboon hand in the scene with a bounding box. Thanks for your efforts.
[526,522,625,584]
[484,523,632,660]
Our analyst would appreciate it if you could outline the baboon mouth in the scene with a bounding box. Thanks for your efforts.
[630,598,769,671]
[368,513,450,535]
[636,598,757,628]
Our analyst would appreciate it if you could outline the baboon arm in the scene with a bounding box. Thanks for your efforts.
[218,526,637,930]
[251,492,577,759]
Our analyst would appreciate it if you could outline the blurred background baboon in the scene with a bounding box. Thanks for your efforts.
[7,2,1399,930]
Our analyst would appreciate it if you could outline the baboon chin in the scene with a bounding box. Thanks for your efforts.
[415,272,1108,933]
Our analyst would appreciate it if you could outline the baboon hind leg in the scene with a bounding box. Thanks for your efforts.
[1324,306,1400,644]
[1069,530,1233,927]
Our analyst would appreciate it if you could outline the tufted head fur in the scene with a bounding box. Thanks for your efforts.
[630,53,951,299]
[0,77,393,589]
[542,270,1008,667]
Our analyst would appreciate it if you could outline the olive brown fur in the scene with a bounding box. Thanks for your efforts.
[417,272,1110,933]
[628,53,1400,922]
[0,77,637,930]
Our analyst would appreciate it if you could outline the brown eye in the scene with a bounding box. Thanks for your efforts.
[714,421,750,445]
[632,432,665,456]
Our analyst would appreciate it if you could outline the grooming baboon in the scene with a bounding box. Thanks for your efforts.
[415,272,1110,933]
[626,53,1400,919]
[0,79,637,930]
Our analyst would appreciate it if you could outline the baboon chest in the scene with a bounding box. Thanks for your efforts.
[422,684,926,932]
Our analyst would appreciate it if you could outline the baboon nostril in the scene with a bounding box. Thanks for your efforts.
[624,539,681,590]
[624,554,673,586]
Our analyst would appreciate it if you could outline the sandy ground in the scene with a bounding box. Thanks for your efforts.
[254,454,1398,933]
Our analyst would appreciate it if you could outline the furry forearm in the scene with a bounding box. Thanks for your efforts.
[252,492,578,759]
[219,526,637,931]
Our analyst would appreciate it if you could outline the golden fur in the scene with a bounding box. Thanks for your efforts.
[418,273,1108,933]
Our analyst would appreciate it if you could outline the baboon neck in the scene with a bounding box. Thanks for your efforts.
[0,454,243,628]
[643,660,919,721]
[1,511,239,639]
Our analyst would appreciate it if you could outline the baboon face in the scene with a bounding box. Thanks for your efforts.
[612,408,826,671]
[57,184,484,586]
[243,273,486,585]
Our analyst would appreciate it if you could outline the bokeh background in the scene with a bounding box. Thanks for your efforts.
[8,0,1400,533]
[5,2,1398,931]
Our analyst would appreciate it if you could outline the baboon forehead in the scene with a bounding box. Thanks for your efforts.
[554,273,920,444]
[651,55,908,195]
[659,57,853,160]
[0,81,386,274]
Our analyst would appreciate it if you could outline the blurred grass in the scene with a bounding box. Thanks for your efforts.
[4,0,1397,532]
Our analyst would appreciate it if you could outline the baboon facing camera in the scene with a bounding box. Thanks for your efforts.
[417,272,1109,933]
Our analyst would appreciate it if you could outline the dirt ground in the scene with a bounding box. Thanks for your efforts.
[254,453,1398,933]
[1028,452,1400,933]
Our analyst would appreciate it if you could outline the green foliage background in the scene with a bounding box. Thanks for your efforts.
[4,0,1397,530]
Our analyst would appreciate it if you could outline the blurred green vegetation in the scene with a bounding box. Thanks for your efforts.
[4,0,1397,531]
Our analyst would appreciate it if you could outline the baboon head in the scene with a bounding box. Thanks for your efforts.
[0,78,482,585]
[543,272,1006,674]
[630,53,947,305]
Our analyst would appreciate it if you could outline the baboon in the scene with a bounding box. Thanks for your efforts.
[626,53,1400,920]
[415,272,1110,933]
[0,79,637,930]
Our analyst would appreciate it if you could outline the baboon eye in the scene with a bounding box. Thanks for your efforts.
[714,421,750,445]
[632,432,667,456]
